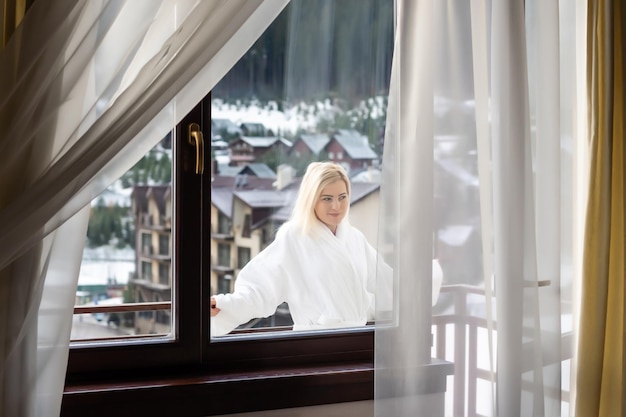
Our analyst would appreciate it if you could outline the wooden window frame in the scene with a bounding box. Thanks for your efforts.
[62,94,376,416]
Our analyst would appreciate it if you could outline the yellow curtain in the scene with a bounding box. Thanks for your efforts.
[1,0,26,47]
[576,0,625,416]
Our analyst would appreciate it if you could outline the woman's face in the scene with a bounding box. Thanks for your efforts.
[314,180,349,233]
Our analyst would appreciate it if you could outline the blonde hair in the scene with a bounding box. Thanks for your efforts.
[290,162,351,234]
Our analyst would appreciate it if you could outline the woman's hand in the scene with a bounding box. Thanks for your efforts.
[210,296,221,317]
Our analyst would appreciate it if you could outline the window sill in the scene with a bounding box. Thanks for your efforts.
[61,361,374,417]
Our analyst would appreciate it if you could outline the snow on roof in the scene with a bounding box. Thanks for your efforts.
[211,187,234,217]
[240,163,276,179]
[299,133,330,155]
[233,189,293,208]
[236,136,291,148]
[332,129,378,159]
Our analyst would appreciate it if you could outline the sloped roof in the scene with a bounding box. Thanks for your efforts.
[211,188,234,218]
[146,186,169,214]
[131,186,150,213]
[215,163,242,177]
[331,129,378,159]
[265,181,300,222]
[211,174,277,217]
[233,189,295,209]
[349,182,380,204]
[240,122,267,136]
[211,175,275,189]
[298,134,330,155]
[132,185,170,215]
[234,136,293,149]
[239,163,276,179]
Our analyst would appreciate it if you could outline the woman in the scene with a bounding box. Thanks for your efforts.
[210,162,442,336]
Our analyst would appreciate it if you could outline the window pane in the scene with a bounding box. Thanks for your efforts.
[71,136,173,342]
[237,246,251,269]
[210,0,393,336]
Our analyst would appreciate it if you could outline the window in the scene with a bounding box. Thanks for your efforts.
[218,274,232,294]
[158,233,169,256]
[141,260,152,280]
[237,246,251,269]
[242,214,251,238]
[217,243,231,267]
[66,96,207,375]
[217,211,231,235]
[158,263,169,286]
[64,1,395,414]
[141,232,152,255]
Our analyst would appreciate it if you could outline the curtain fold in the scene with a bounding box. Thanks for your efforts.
[575,0,625,416]
[374,2,436,414]
[376,1,580,416]
[0,1,289,415]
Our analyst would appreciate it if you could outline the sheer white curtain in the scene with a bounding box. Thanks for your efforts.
[0,1,288,415]
[375,1,582,416]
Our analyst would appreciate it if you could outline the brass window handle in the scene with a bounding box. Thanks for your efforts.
[188,123,204,174]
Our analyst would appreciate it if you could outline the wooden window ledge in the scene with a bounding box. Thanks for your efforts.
[62,362,374,417]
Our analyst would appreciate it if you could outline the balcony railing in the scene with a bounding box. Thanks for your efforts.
[432,282,569,417]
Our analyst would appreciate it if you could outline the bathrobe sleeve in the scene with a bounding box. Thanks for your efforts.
[211,229,290,337]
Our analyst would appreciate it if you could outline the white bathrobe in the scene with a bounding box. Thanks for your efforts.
[211,219,442,336]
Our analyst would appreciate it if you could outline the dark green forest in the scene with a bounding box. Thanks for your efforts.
[213,0,394,105]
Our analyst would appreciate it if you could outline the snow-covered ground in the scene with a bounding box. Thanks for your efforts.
[211,97,387,138]
[212,98,334,136]
[79,245,135,286]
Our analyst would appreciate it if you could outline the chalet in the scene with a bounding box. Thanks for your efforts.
[325,129,378,171]
[228,136,292,166]
[289,133,330,159]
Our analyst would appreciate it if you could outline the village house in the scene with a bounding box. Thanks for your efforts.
[289,133,330,159]
[325,129,379,171]
[228,136,292,166]
[130,185,172,335]
[290,129,379,173]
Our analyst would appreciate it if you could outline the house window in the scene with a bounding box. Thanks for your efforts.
[217,211,231,234]
[141,261,152,281]
[217,243,231,267]
[159,233,169,256]
[328,151,335,159]
[337,151,343,160]
[237,246,251,269]
[218,274,232,294]
[242,214,251,238]
[141,232,152,255]
[158,263,169,286]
